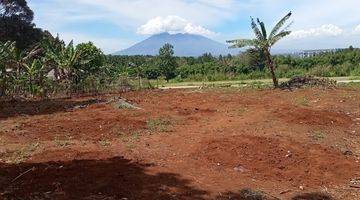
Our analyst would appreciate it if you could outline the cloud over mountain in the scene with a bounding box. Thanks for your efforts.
[137,16,215,37]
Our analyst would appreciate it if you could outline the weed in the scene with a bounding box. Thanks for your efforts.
[236,107,249,116]
[54,135,73,147]
[99,138,111,147]
[125,142,135,150]
[296,97,310,106]
[147,118,172,132]
[312,131,326,140]
[124,133,138,150]
[9,142,40,163]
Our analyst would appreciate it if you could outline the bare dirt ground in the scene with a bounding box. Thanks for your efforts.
[0,87,359,200]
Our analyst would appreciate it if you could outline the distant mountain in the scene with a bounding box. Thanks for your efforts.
[114,32,239,57]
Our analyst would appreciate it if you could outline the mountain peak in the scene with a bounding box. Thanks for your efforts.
[114,33,237,56]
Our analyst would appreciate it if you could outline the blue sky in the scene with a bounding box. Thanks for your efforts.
[29,0,360,53]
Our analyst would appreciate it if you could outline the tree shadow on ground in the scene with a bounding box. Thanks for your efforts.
[0,157,336,200]
[0,98,106,119]
[215,190,334,200]
[291,192,334,200]
[0,156,207,200]
[215,188,280,200]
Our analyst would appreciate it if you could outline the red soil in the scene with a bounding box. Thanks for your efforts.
[0,88,359,199]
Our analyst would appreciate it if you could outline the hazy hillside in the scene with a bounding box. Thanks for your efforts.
[114,32,239,56]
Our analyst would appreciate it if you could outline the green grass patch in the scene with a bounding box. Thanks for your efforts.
[147,118,172,132]
[8,143,40,164]
[54,135,73,148]
[99,138,111,147]
[296,97,310,106]
[312,131,326,140]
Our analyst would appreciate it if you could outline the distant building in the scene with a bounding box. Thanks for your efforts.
[297,49,342,58]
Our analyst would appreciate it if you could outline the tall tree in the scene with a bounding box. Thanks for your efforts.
[158,43,177,82]
[227,12,292,87]
[0,0,43,50]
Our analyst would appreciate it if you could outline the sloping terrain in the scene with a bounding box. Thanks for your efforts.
[0,88,359,199]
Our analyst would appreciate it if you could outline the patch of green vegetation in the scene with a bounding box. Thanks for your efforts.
[9,143,40,164]
[245,81,270,89]
[99,138,111,147]
[147,118,172,132]
[54,135,73,148]
[349,76,360,80]
[296,97,310,106]
[342,82,360,89]
[120,131,142,151]
[236,107,249,116]
[312,131,326,140]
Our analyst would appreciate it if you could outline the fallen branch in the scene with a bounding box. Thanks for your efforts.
[11,167,36,183]
[350,185,360,189]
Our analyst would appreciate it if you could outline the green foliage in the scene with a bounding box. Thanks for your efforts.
[105,46,360,85]
[147,118,172,132]
[0,0,44,50]
[275,48,360,78]
[0,33,116,98]
[158,43,177,81]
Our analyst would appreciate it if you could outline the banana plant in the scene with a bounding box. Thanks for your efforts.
[0,41,16,96]
[44,40,90,82]
[22,59,44,96]
[227,12,292,87]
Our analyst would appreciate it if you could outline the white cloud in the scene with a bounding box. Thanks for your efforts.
[289,24,343,39]
[60,33,133,54]
[74,0,240,28]
[137,16,215,37]
[354,24,360,34]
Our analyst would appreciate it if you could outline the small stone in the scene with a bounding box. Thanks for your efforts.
[299,186,305,190]
[343,150,353,156]
[234,165,247,172]
[286,151,293,158]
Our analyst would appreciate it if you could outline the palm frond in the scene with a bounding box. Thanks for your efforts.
[257,19,267,39]
[269,31,291,46]
[269,12,292,40]
[227,39,257,48]
[251,17,264,41]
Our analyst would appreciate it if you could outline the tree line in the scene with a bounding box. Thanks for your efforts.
[106,46,360,83]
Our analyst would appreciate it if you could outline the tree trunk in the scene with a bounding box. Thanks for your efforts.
[0,79,5,97]
[0,69,7,97]
[265,50,279,88]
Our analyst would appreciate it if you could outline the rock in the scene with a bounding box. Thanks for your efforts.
[343,150,353,156]
[109,98,141,110]
[234,165,247,173]
[285,151,293,158]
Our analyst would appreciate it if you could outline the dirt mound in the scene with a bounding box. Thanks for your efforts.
[273,107,352,126]
[194,135,358,186]
[280,76,337,89]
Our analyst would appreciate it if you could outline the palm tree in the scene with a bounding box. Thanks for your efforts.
[227,12,292,87]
